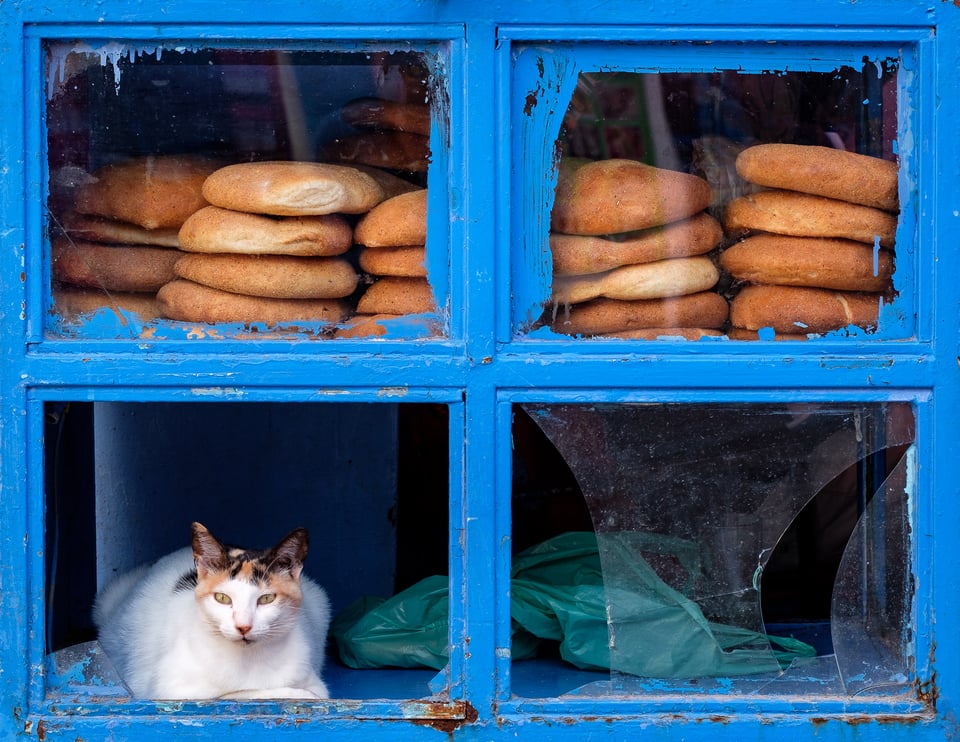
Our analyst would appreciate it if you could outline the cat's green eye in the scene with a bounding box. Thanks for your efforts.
[213,592,232,605]
[258,594,276,605]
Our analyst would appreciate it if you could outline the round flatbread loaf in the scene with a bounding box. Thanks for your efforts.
[729,284,881,334]
[59,212,181,248]
[551,256,719,305]
[178,206,353,256]
[551,158,713,236]
[320,131,430,173]
[202,161,388,216]
[53,287,161,322]
[720,234,894,292]
[550,291,729,337]
[173,253,359,299]
[736,144,898,212]
[74,155,221,230]
[52,238,180,293]
[157,279,349,324]
[723,190,897,247]
[359,246,427,277]
[356,277,435,315]
[354,189,427,247]
[550,212,722,276]
[340,97,431,137]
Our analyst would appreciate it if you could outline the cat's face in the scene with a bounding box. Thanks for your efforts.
[190,523,308,644]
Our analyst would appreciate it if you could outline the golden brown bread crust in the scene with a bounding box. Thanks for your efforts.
[551,256,719,304]
[178,206,353,256]
[602,327,724,340]
[729,284,881,334]
[550,291,729,336]
[173,253,359,299]
[720,234,895,292]
[320,131,431,173]
[340,97,432,137]
[333,313,397,338]
[59,212,181,248]
[551,159,713,236]
[735,144,898,212]
[550,212,722,276]
[74,156,221,230]
[156,279,349,324]
[201,161,388,216]
[53,287,162,322]
[723,190,898,247]
[358,246,427,277]
[356,277,435,315]
[725,327,810,341]
[354,189,428,247]
[52,239,180,293]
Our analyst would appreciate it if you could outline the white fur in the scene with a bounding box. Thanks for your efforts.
[94,547,331,700]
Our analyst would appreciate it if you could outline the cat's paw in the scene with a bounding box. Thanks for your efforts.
[219,687,320,700]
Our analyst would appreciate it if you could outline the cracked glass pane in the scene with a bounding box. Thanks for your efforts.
[518,402,914,695]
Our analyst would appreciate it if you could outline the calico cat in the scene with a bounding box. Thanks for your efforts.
[93,522,331,700]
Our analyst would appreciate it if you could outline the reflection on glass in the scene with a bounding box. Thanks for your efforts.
[540,67,901,341]
[516,403,914,696]
[45,45,441,339]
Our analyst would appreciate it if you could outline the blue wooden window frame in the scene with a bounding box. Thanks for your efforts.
[1,1,958,740]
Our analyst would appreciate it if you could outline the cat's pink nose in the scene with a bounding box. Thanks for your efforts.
[236,624,252,636]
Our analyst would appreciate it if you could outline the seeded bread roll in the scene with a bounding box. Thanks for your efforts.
[551,158,713,236]
[178,206,353,256]
[52,239,180,293]
[736,144,898,212]
[359,246,427,277]
[157,279,349,325]
[550,291,729,337]
[551,256,719,305]
[173,253,359,300]
[320,131,430,173]
[550,212,722,276]
[202,161,389,216]
[354,189,427,248]
[60,212,181,248]
[723,190,897,248]
[720,234,894,292]
[729,284,880,334]
[356,277,435,315]
[74,156,221,230]
[340,97,432,137]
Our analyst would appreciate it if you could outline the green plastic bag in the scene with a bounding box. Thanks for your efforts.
[332,532,815,676]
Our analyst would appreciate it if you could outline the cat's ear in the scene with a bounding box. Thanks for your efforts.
[191,522,229,578]
[268,528,309,580]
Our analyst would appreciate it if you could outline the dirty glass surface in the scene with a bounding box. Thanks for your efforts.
[521,65,905,341]
[45,43,445,340]
[516,403,915,696]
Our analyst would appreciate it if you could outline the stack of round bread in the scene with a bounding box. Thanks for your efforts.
[346,187,435,333]
[158,161,422,326]
[721,144,898,339]
[547,158,728,338]
[53,155,221,321]
[320,97,431,175]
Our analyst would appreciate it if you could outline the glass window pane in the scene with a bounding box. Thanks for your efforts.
[511,402,915,697]
[45,43,445,340]
[518,62,905,341]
